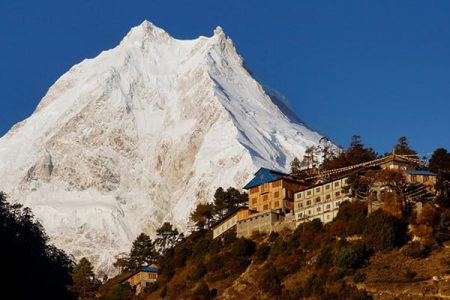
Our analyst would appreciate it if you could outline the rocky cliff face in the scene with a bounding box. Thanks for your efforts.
[0,21,323,274]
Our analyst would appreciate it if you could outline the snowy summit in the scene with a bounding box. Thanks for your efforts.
[0,21,324,274]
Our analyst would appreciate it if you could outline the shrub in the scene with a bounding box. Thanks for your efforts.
[364,209,407,251]
[231,237,255,257]
[193,238,211,258]
[333,242,366,272]
[259,264,282,296]
[101,283,133,300]
[270,237,288,256]
[402,241,430,259]
[254,243,271,262]
[193,281,213,299]
[316,245,333,269]
[404,269,417,281]
[191,262,207,281]
[353,270,366,283]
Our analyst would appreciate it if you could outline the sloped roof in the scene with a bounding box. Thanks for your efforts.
[243,168,291,189]
[405,170,437,176]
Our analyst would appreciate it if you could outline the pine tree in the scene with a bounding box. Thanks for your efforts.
[290,157,301,175]
[190,203,214,230]
[155,222,182,254]
[394,136,417,156]
[70,257,99,299]
[213,187,247,218]
[128,233,157,271]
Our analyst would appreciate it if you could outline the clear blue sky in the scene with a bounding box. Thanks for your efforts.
[1,0,449,155]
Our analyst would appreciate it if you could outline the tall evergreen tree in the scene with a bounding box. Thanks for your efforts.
[155,222,182,254]
[290,157,301,175]
[69,257,99,299]
[393,136,417,156]
[128,233,157,271]
[190,203,214,230]
[213,187,247,218]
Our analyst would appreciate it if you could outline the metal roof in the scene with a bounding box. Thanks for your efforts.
[405,170,437,176]
[243,168,290,189]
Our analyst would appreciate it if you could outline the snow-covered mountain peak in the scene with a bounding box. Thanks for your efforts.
[0,21,326,275]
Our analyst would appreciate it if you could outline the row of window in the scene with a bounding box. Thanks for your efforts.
[296,179,348,199]
[296,201,341,218]
[297,191,344,208]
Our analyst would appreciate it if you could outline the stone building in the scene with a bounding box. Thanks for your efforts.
[122,265,158,295]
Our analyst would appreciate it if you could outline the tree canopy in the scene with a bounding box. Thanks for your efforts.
[0,192,74,299]
[70,257,100,299]
[128,233,157,271]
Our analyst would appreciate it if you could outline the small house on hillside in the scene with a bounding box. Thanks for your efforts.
[122,265,158,295]
[212,206,252,239]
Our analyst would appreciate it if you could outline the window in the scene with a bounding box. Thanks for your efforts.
[335,191,341,197]
[296,193,302,199]
[306,200,311,206]
[272,180,281,187]
[316,187,321,193]
[326,204,331,210]
[336,201,341,207]
[325,194,331,200]
[298,202,303,208]
[334,181,340,187]
[423,175,429,181]
[307,210,311,215]
[252,198,257,204]
[298,213,303,218]
[263,194,268,201]
[263,204,269,210]
[325,184,330,190]
[307,190,312,196]
[315,197,321,203]
[250,187,258,194]
[274,201,280,207]
[317,207,321,212]
[326,214,330,220]
[344,178,348,185]
[274,191,280,198]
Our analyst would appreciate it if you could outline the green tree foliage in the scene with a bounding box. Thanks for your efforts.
[429,148,450,173]
[128,233,157,271]
[213,187,248,218]
[333,242,367,272]
[290,157,302,175]
[190,203,214,230]
[301,145,319,169]
[321,135,377,170]
[100,282,133,300]
[429,148,450,208]
[393,136,417,155]
[155,222,182,254]
[0,192,74,299]
[363,209,407,251]
[70,257,100,299]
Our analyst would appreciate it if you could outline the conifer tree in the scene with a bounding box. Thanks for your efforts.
[190,203,214,230]
[290,157,301,175]
[393,136,417,156]
[70,257,99,299]
[155,222,182,254]
[128,233,157,270]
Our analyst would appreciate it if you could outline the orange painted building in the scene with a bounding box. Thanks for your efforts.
[244,168,305,213]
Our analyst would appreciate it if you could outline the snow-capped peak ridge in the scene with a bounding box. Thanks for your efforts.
[0,21,326,275]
